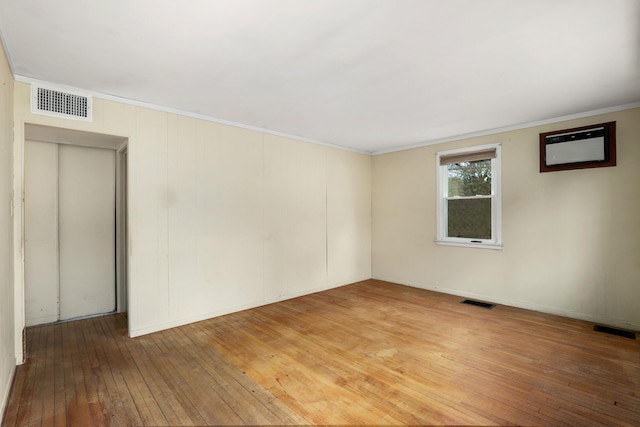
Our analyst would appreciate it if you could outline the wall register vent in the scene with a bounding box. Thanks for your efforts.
[31,84,92,122]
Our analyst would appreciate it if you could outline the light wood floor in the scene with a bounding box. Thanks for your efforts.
[4,280,640,426]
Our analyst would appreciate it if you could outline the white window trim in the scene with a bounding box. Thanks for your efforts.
[436,143,502,249]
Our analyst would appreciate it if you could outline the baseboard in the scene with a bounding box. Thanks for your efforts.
[0,364,16,424]
[129,276,371,338]
[372,276,640,332]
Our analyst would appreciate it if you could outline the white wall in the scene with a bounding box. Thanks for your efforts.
[0,41,15,417]
[372,108,640,330]
[12,81,372,343]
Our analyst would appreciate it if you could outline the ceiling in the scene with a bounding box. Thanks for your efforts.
[0,0,638,154]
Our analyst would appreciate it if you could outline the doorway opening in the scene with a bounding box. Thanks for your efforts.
[23,124,128,328]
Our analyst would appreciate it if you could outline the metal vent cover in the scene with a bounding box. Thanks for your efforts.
[31,85,92,121]
[460,299,495,309]
[594,325,636,339]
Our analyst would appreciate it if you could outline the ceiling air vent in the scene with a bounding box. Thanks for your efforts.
[31,84,92,122]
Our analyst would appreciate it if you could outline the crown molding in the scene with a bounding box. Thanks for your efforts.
[371,102,640,155]
[14,75,369,155]
[15,75,640,157]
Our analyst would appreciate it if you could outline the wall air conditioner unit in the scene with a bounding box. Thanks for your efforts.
[31,84,93,122]
[539,121,616,172]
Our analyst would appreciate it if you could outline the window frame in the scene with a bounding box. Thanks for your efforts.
[436,143,502,249]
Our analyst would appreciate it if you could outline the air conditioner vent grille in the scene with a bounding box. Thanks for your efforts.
[31,85,92,121]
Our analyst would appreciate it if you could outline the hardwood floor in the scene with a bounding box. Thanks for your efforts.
[4,279,640,426]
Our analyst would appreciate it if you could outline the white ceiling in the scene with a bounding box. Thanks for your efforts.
[0,0,638,154]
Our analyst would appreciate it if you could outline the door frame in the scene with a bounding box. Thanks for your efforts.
[17,123,129,362]
[116,143,128,313]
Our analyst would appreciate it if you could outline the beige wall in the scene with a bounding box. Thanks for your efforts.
[12,81,372,342]
[0,42,15,415]
[373,108,640,330]
[6,56,639,421]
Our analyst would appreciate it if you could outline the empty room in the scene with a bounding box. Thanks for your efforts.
[1,1,639,426]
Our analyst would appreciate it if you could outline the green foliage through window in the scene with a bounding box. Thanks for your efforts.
[447,198,491,239]
[447,159,492,197]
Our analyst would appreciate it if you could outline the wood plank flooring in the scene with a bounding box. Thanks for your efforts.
[4,279,640,426]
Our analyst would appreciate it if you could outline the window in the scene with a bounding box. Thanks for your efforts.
[436,144,502,249]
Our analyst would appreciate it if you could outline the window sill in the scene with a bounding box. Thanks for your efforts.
[435,240,503,250]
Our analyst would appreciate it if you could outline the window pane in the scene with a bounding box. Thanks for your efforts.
[447,198,491,239]
[447,159,491,197]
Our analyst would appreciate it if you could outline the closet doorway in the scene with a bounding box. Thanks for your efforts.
[24,125,128,327]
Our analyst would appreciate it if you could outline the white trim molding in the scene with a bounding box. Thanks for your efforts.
[373,102,640,155]
[436,143,502,249]
[14,75,368,155]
